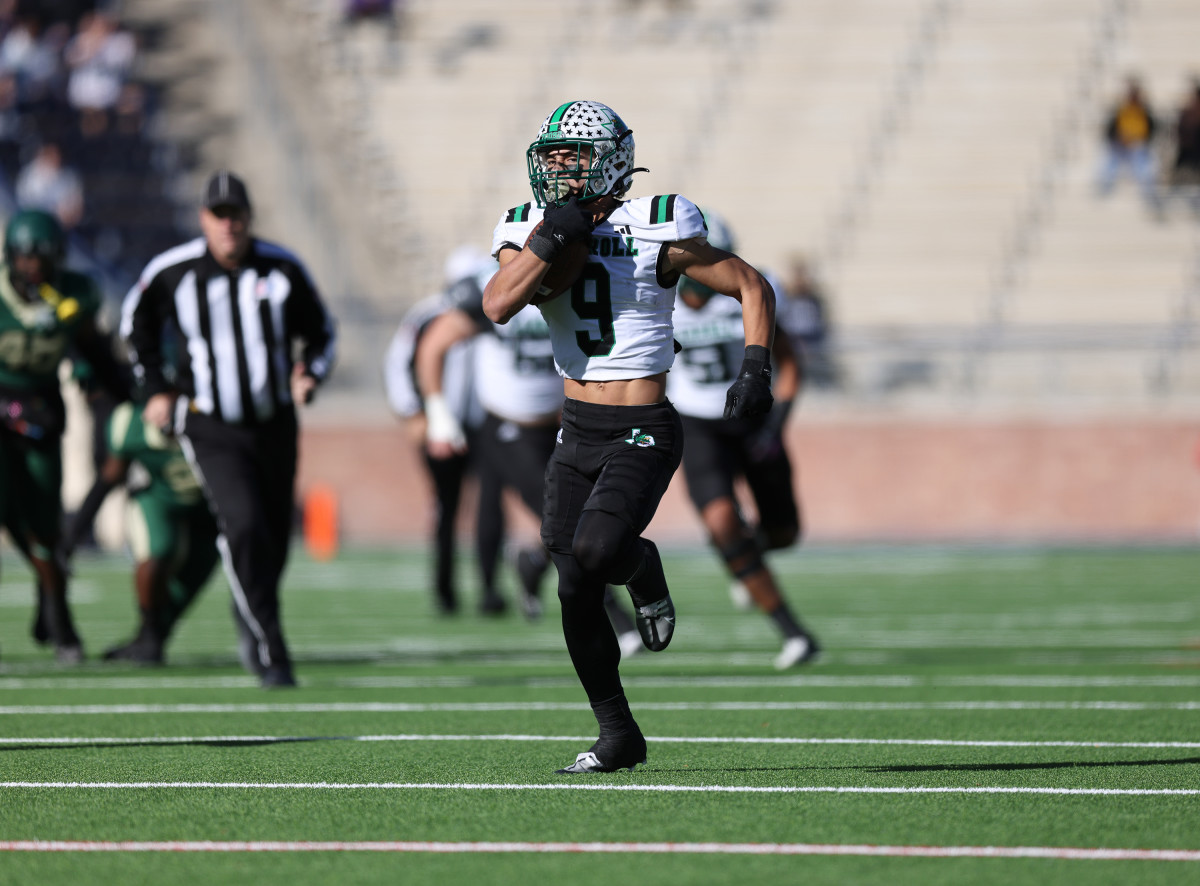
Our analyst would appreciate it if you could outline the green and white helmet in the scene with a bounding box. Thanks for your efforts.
[526,100,642,208]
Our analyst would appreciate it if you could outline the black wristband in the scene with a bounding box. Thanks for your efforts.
[741,345,771,377]
[527,232,560,263]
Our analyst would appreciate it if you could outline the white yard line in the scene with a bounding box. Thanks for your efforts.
[0,840,1197,860]
[6,673,1200,691]
[1,782,1197,797]
[2,700,1200,714]
[3,733,1200,750]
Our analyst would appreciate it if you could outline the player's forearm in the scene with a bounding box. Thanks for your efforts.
[483,250,545,324]
[740,273,776,350]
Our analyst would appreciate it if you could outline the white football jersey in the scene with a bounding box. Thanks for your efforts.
[491,194,707,381]
[667,291,748,419]
[383,294,482,428]
[474,304,563,423]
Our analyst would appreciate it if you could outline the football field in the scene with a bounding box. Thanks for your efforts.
[1,543,1198,885]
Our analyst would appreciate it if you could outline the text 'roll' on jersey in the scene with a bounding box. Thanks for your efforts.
[491,194,707,381]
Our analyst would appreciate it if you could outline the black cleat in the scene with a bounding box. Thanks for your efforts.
[103,636,165,665]
[556,732,647,774]
[479,593,508,616]
[233,609,265,677]
[634,594,675,651]
[515,549,545,620]
[31,605,50,646]
[260,665,297,689]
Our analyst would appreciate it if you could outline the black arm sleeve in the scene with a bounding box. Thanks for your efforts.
[63,473,120,555]
[286,263,337,383]
[73,324,132,403]
[122,274,171,397]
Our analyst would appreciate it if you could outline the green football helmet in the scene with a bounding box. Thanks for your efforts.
[526,100,643,208]
[4,209,66,283]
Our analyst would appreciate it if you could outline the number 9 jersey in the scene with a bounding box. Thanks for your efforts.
[491,194,707,381]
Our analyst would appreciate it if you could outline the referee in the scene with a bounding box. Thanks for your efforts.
[120,171,337,687]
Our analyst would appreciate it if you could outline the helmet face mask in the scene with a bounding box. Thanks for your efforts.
[527,101,639,208]
[4,209,66,289]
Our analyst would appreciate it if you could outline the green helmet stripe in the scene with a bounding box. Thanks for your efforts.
[546,102,574,133]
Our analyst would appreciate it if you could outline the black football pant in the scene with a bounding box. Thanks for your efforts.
[181,409,297,670]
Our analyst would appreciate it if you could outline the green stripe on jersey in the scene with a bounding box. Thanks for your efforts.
[651,194,677,225]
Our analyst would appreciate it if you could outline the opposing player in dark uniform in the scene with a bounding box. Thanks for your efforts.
[0,209,128,661]
[669,210,820,669]
[63,399,220,664]
[484,100,777,773]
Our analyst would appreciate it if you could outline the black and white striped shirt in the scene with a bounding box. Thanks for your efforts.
[120,237,337,425]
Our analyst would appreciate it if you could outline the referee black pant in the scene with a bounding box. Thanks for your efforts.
[181,408,298,670]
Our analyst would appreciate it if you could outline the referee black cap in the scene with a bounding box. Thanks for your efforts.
[202,171,252,212]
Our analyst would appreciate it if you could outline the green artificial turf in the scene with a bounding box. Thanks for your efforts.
[0,543,1198,886]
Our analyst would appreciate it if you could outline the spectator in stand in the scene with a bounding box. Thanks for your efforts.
[64,10,135,114]
[1096,76,1162,214]
[15,140,83,229]
[1168,76,1200,217]
[0,12,68,108]
[338,0,404,72]
[777,253,838,390]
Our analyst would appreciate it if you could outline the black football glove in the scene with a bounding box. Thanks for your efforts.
[724,345,774,420]
[528,195,594,263]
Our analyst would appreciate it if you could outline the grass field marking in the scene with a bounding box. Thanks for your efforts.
[1,841,1198,861]
[5,734,1200,750]
[4,700,1200,715]
[10,674,1200,691]
[3,782,1199,797]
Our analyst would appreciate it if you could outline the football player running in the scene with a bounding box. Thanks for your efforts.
[62,399,221,664]
[384,275,500,616]
[670,209,821,670]
[0,209,129,662]
[414,254,562,621]
[484,100,777,773]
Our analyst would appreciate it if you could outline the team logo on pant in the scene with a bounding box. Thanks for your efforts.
[624,428,656,448]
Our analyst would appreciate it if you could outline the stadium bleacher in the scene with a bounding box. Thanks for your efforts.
[5,0,1196,409]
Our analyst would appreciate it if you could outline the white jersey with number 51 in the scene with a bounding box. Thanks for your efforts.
[491,194,707,381]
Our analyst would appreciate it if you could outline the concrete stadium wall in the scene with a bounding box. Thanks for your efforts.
[296,418,1200,546]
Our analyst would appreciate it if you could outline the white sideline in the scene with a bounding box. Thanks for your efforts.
[2,700,1200,714]
[3,733,1200,750]
[0,840,1197,860]
[2,782,1198,796]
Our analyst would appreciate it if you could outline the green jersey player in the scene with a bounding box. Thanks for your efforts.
[64,400,220,664]
[0,209,128,662]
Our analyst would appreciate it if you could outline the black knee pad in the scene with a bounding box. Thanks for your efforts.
[718,535,766,580]
[571,510,642,584]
